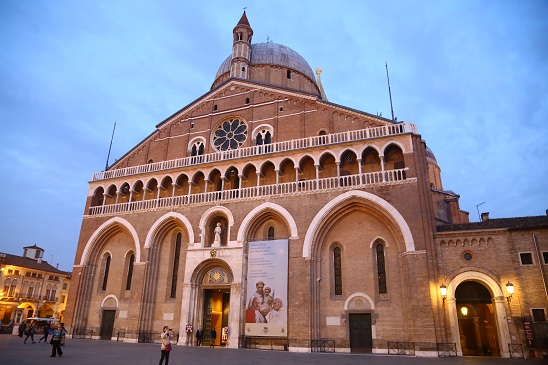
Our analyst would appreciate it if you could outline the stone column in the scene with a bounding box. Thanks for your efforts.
[493,296,511,358]
[380,155,385,182]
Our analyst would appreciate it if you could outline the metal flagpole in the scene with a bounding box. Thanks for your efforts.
[105,121,116,171]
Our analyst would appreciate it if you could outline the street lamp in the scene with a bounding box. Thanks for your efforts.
[440,284,447,303]
[506,281,514,304]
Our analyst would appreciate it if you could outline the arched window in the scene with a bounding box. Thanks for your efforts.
[126,253,135,290]
[191,141,205,157]
[254,128,272,153]
[376,243,387,294]
[102,255,111,291]
[334,247,342,295]
[27,283,35,298]
[170,233,182,298]
[268,226,275,240]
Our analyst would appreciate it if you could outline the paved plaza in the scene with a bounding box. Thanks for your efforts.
[0,335,544,365]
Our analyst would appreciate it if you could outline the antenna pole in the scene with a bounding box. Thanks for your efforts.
[476,202,485,221]
[385,62,395,121]
[105,121,116,171]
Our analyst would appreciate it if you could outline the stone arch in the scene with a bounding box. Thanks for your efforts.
[359,144,382,156]
[80,217,141,265]
[344,292,375,311]
[199,206,235,247]
[251,124,274,142]
[381,140,408,154]
[369,236,390,248]
[446,271,511,358]
[237,202,298,243]
[91,186,105,207]
[144,212,194,248]
[189,258,235,284]
[188,136,206,153]
[100,294,119,308]
[303,190,415,259]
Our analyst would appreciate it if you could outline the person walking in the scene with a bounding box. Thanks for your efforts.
[159,326,172,365]
[50,323,65,357]
[23,321,36,344]
[60,322,68,346]
[209,328,216,347]
[18,322,26,338]
[38,321,51,343]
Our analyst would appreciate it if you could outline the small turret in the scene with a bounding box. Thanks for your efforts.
[315,68,327,101]
[230,11,253,79]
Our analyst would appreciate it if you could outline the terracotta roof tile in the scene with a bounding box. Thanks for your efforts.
[0,252,70,275]
[437,215,548,232]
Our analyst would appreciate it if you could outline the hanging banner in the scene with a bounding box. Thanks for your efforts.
[245,239,288,337]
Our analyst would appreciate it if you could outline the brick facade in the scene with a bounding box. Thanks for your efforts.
[64,12,548,358]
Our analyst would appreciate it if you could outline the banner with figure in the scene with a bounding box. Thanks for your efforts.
[245,239,288,337]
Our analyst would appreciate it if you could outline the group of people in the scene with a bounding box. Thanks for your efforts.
[17,320,67,357]
[193,328,216,347]
[245,280,285,324]
[194,327,217,347]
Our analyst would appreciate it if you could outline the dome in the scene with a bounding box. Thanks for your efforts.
[425,146,438,164]
[214,42,317,85]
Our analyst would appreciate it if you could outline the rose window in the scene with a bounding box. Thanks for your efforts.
[213,118,248,151]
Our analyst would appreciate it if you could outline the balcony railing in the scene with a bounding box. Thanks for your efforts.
[92,123,417,181]
[88,168,409,216]
[0,294,57,302]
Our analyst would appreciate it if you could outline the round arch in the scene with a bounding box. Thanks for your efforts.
[100,294,120,308]
[199,206,235,247]
[237,202,298,243]
[447,271,511,358]
[344,292,375,311]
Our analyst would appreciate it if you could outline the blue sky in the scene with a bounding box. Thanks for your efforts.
[1,1,547,271]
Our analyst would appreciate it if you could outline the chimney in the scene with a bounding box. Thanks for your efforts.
[56,263,59,269]
[481,212,490,222]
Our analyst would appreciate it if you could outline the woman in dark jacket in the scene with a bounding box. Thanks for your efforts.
[50,323,64,357]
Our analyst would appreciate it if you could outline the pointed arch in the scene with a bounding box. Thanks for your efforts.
[303,190,415,259]
[144,212,194,248]
[80,217,141,265]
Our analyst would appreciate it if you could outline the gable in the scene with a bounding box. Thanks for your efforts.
[109,78,396,171]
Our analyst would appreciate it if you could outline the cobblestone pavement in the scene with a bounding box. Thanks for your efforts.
[0,335,543,365]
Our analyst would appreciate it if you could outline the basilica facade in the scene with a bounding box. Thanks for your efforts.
[64,12,548,358]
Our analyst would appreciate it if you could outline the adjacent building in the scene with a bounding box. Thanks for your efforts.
[64,12,548,358]
[0,245,71,327]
